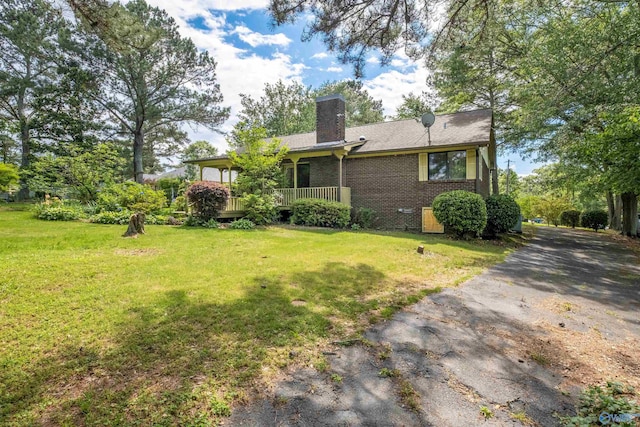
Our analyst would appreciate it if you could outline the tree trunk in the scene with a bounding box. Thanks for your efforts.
[133,128,145,184]
[606,191,622,231]
[613,194,622,231]
[17,119,30,200]
[123,213,146,237]
[621,192,638,237]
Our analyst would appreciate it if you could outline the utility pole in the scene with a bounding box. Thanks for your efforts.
[506,160,511,195]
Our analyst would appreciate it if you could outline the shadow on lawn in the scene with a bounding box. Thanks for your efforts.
[1,261,396,426]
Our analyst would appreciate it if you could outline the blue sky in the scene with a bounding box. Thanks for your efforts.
[143,0,539,175]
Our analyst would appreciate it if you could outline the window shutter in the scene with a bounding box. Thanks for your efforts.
[466,149,476,180]
[419,153,428,181]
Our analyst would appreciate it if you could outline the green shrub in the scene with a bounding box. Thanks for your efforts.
[89,210,133,225]
[185,181,230,222]
[242,193,278,225]
[560,210,581,228]
[229,218,256,230]
[34,203,83,221]
[432,190,487,238]
[97,182,167,214]
[352,207,377,228]
[484,194,520,237]
[89,211,169,225]
[203,218,219,229]
[156,177,185,205]
[560,382,640,427]
[290,198,351,228]
[171,195,187,212]
[581,210,608,232]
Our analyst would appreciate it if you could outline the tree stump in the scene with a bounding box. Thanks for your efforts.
[123,213,146,237]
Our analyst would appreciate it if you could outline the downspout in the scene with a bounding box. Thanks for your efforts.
[475,148,480,195]
[338,154,344,202]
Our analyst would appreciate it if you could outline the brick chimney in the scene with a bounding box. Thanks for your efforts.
[316,94,345,144]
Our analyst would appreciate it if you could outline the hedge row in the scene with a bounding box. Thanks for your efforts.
[290,198,351,228]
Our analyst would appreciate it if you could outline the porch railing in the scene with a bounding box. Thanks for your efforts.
[220,186,351,213]
[225,197,246,212]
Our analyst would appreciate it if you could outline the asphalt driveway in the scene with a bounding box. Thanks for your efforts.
[227,227,640,426]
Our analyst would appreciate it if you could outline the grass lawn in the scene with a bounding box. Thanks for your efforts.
[0,204,525,426]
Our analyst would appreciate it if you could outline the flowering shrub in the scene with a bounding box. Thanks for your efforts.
[185,181,229,222]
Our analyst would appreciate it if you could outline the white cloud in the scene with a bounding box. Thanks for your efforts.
[311,52,329,59]
[232,25,292,47]
[136,1,307,152]
[390,58,411,69]
[366,56,378,64]
[143,0,268,16]
[363,62,431,118]
[325,66,343,72]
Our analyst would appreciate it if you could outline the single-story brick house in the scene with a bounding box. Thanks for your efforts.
[185,94,497,232]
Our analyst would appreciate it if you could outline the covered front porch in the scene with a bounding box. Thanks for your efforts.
[189,152,353,219]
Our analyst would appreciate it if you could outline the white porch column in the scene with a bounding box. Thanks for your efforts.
[292,158,299,189]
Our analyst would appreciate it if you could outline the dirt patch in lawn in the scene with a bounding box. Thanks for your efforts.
[114,248,160,256]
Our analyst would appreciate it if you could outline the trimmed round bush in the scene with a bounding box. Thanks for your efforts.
[291,198,350,228]
[560,210,581,228]
[581,210,608,232]
[97,182,167,214]
[432,190,487,238]
[185,181,230,222]
[484,194,521,237]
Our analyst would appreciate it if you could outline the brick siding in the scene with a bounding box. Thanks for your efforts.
[306,156,340,188]
[316,96,345,144]
[345,154,476,230]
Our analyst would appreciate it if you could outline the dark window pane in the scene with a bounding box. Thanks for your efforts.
[448,151,466,180]
[428,153,448,180]
[283,166,294,188]
[297,163,310,188]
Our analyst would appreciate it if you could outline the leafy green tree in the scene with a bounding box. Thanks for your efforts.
[508,1,639,235]
[0,163,19,192]
[0,0,68,198]
[25,143,125,202]
[229,127,288,195]
[77,0,229,183]
[237,80,315,140]
[233,79,384,140]
[315,80,384,127]
[393,92,433,120]
[0,122,18,164]
[229,127,288,224]
[516,195,540,220]
[535,197,573,227]
[498,168,520,199]
[181,140,219,181]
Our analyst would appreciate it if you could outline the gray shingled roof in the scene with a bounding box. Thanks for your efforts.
[184,109,492,163]
[278,108,493,154]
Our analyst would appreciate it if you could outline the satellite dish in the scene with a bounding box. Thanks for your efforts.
[421,112,436,128]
